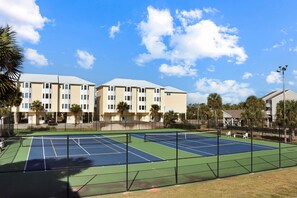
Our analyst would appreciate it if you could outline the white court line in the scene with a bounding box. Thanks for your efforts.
[42,136,47,171]
[92,137,121,153]
[50,139,58,157]
[23,137,33,173]
[72,139,91,155]
[156,138,214,156]
[94,135,152,162]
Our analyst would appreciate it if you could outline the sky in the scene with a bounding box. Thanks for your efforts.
[1,0,297,104]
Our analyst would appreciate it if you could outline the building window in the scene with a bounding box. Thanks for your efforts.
[139,88,146,93]
[139,97,146,102]
[155,88,160,93]
[167,93,171,96]
[125,87,131,92]
[43,83,51,89]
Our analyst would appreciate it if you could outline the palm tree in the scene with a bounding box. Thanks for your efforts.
[150,104,160,128]
[30,100,44,125]
[276,100,297,142]
[164,110,178,127]
[70,104,82,126]
[241,96,265,128]
[207,93,222,127]
[117,101,129,121]
[0,26,23,101]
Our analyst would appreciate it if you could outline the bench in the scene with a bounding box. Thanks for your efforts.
[233,133,248,139]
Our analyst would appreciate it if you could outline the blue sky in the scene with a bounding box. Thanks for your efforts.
[1,0,297,104]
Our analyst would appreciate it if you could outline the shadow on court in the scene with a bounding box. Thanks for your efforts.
[0,157,92,198]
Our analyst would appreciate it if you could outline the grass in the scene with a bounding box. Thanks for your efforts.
[100,166,297,198]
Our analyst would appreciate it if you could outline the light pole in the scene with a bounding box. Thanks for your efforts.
[197,103,199,125]
[276,65,288,143]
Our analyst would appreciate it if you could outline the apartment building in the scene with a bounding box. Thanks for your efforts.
[96,78,187,122]
[262,90,297,126]
[12,73,95,124]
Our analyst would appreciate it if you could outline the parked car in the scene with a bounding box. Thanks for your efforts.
[47,119,57,126]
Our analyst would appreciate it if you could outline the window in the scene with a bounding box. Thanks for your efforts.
[45,104,48,109]
[69,94,71,99]
[139,97,146,101]
[25,93,28,98]
[29,93,31,98]
[65,94,68,99]
[25,103,28,109]
[139,88,146,93]
[154,88,160,93]
[108,86,114,91]
[167,93,171,96]
[125,87,131,92]
[84,104,86,109]
[81,95,83,100]
[65,84,69,89]
[84,95,86,100]
[62,104,64,109]
[84,85,87,90]
[65,104,68,109]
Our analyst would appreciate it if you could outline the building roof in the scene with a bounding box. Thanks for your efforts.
[262,90,289,100]
[100,78,163,88]
[223,110,243,118]
[164,86,186,93]
[19,73,95,85]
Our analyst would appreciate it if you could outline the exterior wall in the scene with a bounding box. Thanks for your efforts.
[164,92,187,114]
[271,90,297,121]
[12,76,95,125]
[96,84,187,123]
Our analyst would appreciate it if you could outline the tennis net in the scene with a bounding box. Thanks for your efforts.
[144,131,217,142]
[21,134,132,147]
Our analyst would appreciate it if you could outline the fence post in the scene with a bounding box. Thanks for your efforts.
[216,128,219,178]
[67,135,69,198]
[279,126,281,168]
[251,128,253,173]
[175,131,179,184]
[126,133,129,191]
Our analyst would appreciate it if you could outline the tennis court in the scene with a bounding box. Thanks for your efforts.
[1,129,297,197]
[22,131,277,172]
[134,131,277,156]
[23,134,163,171]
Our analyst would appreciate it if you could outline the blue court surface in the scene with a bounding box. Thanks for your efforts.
[133,132,277,156]
[24,134,163,172]
[23,133,277,172]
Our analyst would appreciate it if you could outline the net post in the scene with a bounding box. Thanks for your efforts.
[175,131,179,184]
[126,133,129,191]
[216,128,220,178]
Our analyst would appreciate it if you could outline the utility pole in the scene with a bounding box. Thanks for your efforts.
[277,65,288,143]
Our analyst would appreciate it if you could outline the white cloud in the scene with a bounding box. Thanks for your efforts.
[194,77,254,103]
[207,65,215,72]
[76,50,95,69]
[242,72,253,79]
[136,6,247,74]
[176,9,203,27]
[109,22,120,39]
[293,70,297,75]
[266,71,281,84]
[159,63,197,77]
[289,81,295,85]
[0,0,49,43]
[24,48,48,66]
[187,92,208,104]
[289,47,297,52]
[136,6,173,65]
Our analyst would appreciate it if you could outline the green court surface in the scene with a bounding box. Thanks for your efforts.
[0,128,297,197]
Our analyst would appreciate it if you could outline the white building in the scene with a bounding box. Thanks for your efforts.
[96,78,187,122]
[262,90,297,126]
[12,73,95,124]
